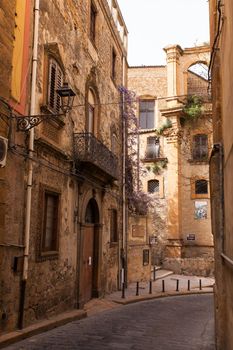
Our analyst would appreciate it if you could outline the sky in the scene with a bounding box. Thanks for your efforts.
[117,0,210,66]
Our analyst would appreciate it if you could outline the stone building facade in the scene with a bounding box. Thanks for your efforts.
[209,1,233,349]
[0,0,128,333]
[127,45,214,280]
[0,0,31,332]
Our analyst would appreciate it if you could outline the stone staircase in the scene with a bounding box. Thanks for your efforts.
[151,266,174,280]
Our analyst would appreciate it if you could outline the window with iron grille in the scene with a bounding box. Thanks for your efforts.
[139,100,155,129]
[146,137,160,159]
[192,134,208,161]
[90,3,97,44]
[195,179,208,194]
[110,209,118,243]
[48,58,63,114]
[41,190,60,253]
[148,179,159,194]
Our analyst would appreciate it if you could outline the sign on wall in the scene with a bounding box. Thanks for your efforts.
[149,235,158,245]
[194,201,207,220]
[132,225,146,238]
[186,233,196,241]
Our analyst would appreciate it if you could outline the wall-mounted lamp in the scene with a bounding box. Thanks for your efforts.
[16,82,76,132]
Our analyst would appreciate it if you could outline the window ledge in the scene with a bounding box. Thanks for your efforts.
[138,128,157,134]
[191,194,210,199]
[36,251,59,262]
[188,159,209,165]
[142,157,167,163]
[109,242,118,248]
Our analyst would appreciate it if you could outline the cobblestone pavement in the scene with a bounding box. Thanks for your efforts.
[4,294,215,350]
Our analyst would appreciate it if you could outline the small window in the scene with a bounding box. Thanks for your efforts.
[42,191,60,252]
[90,2,97,44]
[111,48,117,81]
[139,100,155,129]
[87,89,96,133]
[148,179,159,194]
[192,134,208,161]
[195,180,208,194]
[48,58,64,114]
[110,209,118,243]
[146,137,160,159]
[111,132,117,154]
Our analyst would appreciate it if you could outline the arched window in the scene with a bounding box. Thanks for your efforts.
[192,134,208,161]
[110,121,118,154]
[195,179,208,194]
[187,62,209,100]
[148,179,159,194]
[87,89,96,134]
[47,57,64,113]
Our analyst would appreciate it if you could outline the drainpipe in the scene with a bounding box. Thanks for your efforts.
[18,0,39,329]
[120,54,127,288]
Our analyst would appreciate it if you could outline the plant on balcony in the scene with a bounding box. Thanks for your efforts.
[152,163,161,175]
[119,86,152,216]
[146,159,168,175]
[157,119,172,135]
[181,95,203,125]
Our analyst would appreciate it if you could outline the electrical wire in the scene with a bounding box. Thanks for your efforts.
[10,145,122,201]
[208,0,224,92]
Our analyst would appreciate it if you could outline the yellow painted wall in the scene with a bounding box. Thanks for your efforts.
[11,0,27,102]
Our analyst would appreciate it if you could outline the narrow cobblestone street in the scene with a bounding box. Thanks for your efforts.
[4,294,215,350]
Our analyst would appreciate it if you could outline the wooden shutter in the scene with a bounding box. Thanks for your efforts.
[48,58,63,113]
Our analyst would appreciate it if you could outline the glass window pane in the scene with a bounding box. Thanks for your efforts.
[147,112,154,129]
[139,113,147,128]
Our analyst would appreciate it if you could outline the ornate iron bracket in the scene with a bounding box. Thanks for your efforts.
[16,113,64,131]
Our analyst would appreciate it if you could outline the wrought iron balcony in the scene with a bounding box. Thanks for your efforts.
[74,133,119,180]
[145,143,160,159]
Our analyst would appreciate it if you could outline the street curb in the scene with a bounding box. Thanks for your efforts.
[0,309,86,349]
[112,289,214,305]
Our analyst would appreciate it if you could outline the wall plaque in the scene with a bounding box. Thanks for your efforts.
[132,224,145,238]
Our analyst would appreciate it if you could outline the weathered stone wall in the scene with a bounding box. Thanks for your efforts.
[128,66,169,265]
[163,257,214,277]
[209,1,233,349]
[0,0,127,333]
[0,0,28,333]
[127,215,151,283]
[127,47,213,277]
[0,0,15,100]
[23,0,126,322]
[180,117,213,253]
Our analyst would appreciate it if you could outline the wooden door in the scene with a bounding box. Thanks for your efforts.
[82,225,94,303]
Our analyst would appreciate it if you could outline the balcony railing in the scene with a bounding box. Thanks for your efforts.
[145,143,160,159]
[74,133,118,180]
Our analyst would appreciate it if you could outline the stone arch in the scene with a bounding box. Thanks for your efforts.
[85,68,101,135]
[110,119,118,154]
[81,188,102,224]
[85,198,100,224]
[181,48,210,96]
[78,189,102,305]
